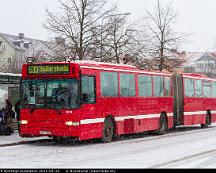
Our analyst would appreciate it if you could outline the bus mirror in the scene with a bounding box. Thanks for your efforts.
[82,93,88,103]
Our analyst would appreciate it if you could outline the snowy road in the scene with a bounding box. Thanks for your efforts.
[1,125,216,168]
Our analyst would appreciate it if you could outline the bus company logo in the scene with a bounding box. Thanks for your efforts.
[27,64,70,75]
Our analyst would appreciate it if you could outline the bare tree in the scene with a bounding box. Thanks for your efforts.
[90,12,144,64]
[44,0,115,60]
[144,0,187,71]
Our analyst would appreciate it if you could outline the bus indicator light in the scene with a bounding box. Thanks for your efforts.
[20,120,28,125]
[65,121,79,126]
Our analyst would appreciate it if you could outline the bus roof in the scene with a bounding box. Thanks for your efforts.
[23,61,172,76]
[77,61,172,76]
[182,73,216,81]
[75,60,138,69]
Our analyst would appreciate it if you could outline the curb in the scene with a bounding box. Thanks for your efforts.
[0,139,50,147]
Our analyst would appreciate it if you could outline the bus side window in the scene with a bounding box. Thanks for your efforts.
[195,80,202,97]
[212,82,216,98]
[100,72,118,97]
[153,76,164,97]
[203,81,211,98]
[120,73,135,96]
[138,74,152,97]
[184,78,195,97]
[81,75,96,103]
[164,77,171,96]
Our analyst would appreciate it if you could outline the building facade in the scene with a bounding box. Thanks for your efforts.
[0,33,66,73]
[0,33,35,73]
[181,52,216,77]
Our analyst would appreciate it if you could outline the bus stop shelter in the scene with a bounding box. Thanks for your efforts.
[0,72,21,85]
[0,72,21,108]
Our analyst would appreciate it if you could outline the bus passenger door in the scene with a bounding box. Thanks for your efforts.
[80,75,98,138]
[173,74,184,126]
[81,75,96,110]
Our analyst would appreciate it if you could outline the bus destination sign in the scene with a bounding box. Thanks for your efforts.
[27,64,70,75]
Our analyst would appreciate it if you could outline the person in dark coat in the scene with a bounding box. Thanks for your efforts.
[0,108,5,133]
[5,99,13,132]
[15,100,21,131]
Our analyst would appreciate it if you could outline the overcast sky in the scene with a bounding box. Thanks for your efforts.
[0,0,216,52]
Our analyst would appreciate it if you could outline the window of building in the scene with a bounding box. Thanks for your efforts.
[184,78,195,97]
[153,76,164,97]
[120,73,135,96]
[203,81,211,98]
[195,80,202,97]
[81,76,96,103]
[138,75,152,97]
[101,72,118,97]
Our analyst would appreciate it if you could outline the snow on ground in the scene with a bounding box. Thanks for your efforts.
[1,124,216,168]
[0,131,49,146]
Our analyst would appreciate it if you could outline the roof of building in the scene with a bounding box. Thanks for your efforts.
[0,33,35,51]
[0,32,53,51]
[16,39,65,59]
[0,32,66,63]
[178,52,216,66]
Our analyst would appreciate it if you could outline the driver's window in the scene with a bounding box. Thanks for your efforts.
[47,79,79,108]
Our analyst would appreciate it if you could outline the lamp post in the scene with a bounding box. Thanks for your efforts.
[100,12,131,60]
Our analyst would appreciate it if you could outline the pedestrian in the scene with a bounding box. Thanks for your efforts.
[4,99,13,133]
[15,100,21,131]
[0,108,4,134]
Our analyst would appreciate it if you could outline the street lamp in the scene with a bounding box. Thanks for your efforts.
[100,12,131,59]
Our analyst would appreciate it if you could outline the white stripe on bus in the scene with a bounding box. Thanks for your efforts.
[80,113,171,125]
[80,118,105,125]
[80,110,216,125]
[184,110,216,115]
[184,111,208,115]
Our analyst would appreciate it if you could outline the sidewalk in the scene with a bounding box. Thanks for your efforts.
[0,131,49,147]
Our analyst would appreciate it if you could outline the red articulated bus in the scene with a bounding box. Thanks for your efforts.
[19,61,216,142]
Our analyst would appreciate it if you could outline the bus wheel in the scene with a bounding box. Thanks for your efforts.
[102,117,115,143]
[201,113,211,128]
[156,114,168,135]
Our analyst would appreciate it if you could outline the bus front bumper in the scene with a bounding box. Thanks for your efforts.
[19,126,80,138]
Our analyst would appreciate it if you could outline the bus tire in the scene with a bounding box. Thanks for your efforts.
[156,113,168,135]
[102,117,115,143]
[201,112,211,128]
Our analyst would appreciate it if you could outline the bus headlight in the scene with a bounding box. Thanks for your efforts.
[65,121,79,126]
[20,120,28,125]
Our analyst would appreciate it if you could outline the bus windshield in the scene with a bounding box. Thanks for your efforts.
[22,79,80,109]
